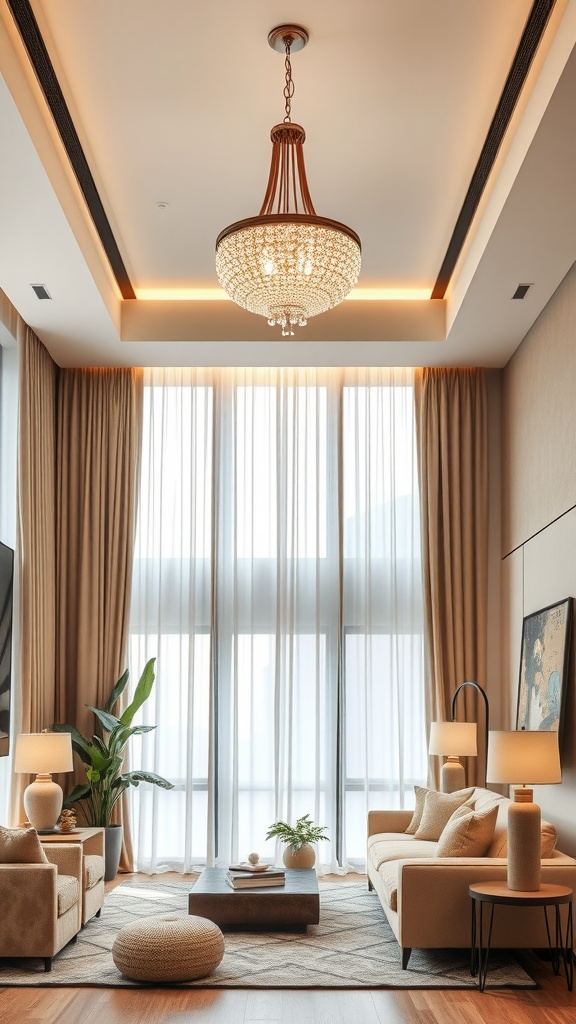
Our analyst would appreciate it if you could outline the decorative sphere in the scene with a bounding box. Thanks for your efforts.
[248,852,260,866]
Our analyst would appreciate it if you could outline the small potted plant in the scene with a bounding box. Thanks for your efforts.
[265,813,328,868]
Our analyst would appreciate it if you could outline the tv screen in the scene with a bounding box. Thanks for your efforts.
[0,541,14,757]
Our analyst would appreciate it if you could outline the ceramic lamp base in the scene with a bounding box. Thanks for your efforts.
[23,774,64,831]
[507,787,541,891]
[441,757,466,793]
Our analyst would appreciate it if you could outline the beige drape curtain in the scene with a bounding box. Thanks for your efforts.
[10,325,58,821]
[55,368,143,730]
[414,367,488,788]
[11,331,143,868]
[55,368,143,869]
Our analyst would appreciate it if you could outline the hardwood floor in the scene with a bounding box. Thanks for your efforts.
[1,873,575,1024]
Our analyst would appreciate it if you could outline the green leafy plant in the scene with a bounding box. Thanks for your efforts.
[265,814,328,851]
[53,657,173,828]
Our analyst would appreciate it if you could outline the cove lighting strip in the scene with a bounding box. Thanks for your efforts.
[134,288,432,302]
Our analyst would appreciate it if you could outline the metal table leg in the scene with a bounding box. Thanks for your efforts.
[475,900,496,992]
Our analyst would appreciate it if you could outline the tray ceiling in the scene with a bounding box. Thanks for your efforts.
[0,0,575,366]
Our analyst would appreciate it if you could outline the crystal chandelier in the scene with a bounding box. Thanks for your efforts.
[215,25,361,337]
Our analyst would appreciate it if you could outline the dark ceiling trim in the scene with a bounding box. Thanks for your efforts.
[7,0,136,299]
[431,0,557,300]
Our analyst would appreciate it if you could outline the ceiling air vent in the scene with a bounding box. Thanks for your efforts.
[512,283,532,300]
[30,283,52,300]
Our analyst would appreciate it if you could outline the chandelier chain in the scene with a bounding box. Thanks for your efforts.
[283,38,295,123]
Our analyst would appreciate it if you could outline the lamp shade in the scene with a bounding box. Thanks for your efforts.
[14,732,73,774]
[429,721,477,757]
[486,730,561,786]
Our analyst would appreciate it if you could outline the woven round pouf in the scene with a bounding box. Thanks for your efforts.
[112,913,224,982]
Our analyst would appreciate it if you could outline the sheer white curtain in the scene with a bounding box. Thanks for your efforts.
[129,366,425,873]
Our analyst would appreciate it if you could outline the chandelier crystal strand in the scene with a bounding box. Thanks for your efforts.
[215,26,361,335]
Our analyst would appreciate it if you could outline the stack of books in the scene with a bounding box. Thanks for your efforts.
[225,866,286,889]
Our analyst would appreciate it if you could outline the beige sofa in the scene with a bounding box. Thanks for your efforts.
[367,786,576,968]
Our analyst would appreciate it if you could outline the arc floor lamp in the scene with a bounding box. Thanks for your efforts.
[429,681,490,793]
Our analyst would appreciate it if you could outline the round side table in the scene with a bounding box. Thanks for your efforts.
[469,881,573,992]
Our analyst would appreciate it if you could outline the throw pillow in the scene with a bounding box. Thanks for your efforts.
[487,818,557,858]
[0,825,49,863]
[436,802,499,857]
[404,785,429,835]
[413,788,474,841]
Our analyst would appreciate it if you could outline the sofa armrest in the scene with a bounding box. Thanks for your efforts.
[0,862,59,955]
[368,809,413,837]
[43,843,83,881]
[396,856,576,950]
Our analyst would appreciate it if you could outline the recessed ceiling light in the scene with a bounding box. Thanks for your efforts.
[30,284,52,299]
[155,201,169,210]
[512,283,532,299]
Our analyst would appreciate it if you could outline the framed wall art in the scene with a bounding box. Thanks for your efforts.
[515,597,572,732]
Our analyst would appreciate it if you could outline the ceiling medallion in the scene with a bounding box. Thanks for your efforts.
[215,25,361,337]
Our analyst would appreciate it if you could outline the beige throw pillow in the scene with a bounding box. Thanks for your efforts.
[487,818,557,859]
[404,785,429,835]
[413,788,474,841]
[436,803,499,857]
[0,825,49,864]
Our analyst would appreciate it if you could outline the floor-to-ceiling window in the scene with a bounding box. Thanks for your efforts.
[128,367,425,873]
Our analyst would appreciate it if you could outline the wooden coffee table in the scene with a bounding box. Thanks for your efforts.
[188,867,320,931]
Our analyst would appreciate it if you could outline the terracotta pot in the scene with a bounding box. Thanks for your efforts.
[282,842,315,869]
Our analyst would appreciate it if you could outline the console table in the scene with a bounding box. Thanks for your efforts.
[40,826,104,858]
[470,880,573,991]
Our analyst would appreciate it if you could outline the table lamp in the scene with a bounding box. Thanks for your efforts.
[429,721,477,792]
[486,729,561,891]
[15,731,74,832]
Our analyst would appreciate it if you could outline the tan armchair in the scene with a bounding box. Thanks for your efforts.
[0,843,82,971]
[40,827,105,925]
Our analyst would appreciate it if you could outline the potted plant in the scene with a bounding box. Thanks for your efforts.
[53,657,173,879]
[265,813,328,868]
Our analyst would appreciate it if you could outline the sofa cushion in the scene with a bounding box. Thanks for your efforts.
[84,854,105,890]
[487,817,557,858]
[405,786,474,836]
[0,825,49,864]
[472,788,506,811]
[404,785,428,834]
[379,859,400,912]
[436,802,499,857]
[57,874,80,916]
[368,835,437,873]
[414,789,474,841]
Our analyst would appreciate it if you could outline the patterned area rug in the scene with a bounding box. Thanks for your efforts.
[0,880,536,988]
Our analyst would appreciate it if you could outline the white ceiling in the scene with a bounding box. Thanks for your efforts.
[0,0,576,367]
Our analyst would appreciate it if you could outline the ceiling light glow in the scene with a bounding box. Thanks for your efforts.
[133,287,431,302]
